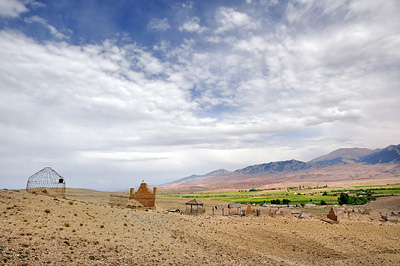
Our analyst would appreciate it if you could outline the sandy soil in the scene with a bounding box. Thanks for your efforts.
[1,188,399,265]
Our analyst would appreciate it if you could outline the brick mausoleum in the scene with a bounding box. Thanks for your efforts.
[129,183,157,209]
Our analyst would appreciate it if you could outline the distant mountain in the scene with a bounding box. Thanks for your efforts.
[310,145,400,165]
[309,148,374,164]
[160,144,400,192]
[167,169,232,184]
[234,160,310,175]
[360,144,400,164]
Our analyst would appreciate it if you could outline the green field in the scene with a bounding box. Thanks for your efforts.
[161,184,400,205]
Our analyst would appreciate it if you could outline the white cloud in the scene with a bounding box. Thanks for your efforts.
[215,7,259,33]
[285,0,350,24]
[0,0,28,18]
[0,0,399,189]
[179,17,206,33]
[24,15,68,39]
[0,30,206,188]
[27,0,45,9]
[149,18,171,31]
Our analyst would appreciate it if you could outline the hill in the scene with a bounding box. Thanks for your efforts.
[361,145,400,164]
[1,188,399,265]
[309,147,375,164]
[160,144,400,192]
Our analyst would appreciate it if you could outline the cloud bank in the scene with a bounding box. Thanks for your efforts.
[0,0,399,190]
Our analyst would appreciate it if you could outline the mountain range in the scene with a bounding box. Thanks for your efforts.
[159,144,400,192]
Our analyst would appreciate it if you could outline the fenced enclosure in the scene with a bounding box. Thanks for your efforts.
[228,203,242,215]
[212,205,225,216]
[185,199,204,215]
[26,167,66,197]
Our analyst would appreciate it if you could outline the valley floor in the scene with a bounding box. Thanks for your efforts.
[1,188,399,265]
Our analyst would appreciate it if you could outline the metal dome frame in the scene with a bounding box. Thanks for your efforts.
[26,167,66,197]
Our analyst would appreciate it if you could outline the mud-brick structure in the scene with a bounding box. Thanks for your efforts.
[129,183,157,209]
[245,203,254,216]
[327,207,338,222]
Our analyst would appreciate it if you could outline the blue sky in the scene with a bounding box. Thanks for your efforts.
[0,0,399,190]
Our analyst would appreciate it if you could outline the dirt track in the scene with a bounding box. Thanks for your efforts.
[1,189,399,265]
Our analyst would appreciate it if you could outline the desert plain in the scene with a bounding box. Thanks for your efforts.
[1,188,400,265]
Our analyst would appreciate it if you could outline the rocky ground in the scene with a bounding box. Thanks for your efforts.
[1,188,399,265]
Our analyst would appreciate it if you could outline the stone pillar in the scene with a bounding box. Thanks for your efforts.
[153,187,157,205]
[130,188,135,199]
[152,187,157,208]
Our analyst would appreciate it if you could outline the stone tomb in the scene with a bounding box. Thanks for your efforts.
[245,203,254,216]
[327,208,338,221]
[322,207,339,224]
[130,183,157,209]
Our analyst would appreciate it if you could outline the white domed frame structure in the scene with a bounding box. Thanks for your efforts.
[26,167,66,197]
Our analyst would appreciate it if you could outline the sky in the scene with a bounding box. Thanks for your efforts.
[0,0,399,190]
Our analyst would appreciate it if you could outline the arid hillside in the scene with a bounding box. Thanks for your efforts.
[1,188,399,265]
[160,144,400,192]
[160,163,400,192]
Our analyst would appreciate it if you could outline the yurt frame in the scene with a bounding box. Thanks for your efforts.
[26,167,66,197]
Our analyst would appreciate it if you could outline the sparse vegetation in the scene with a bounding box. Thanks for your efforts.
[0,183,399,265]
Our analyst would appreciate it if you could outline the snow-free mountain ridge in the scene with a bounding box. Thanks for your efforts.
[160,144,400,191]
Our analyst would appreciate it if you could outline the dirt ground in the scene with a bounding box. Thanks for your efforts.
[1,188,399,265]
